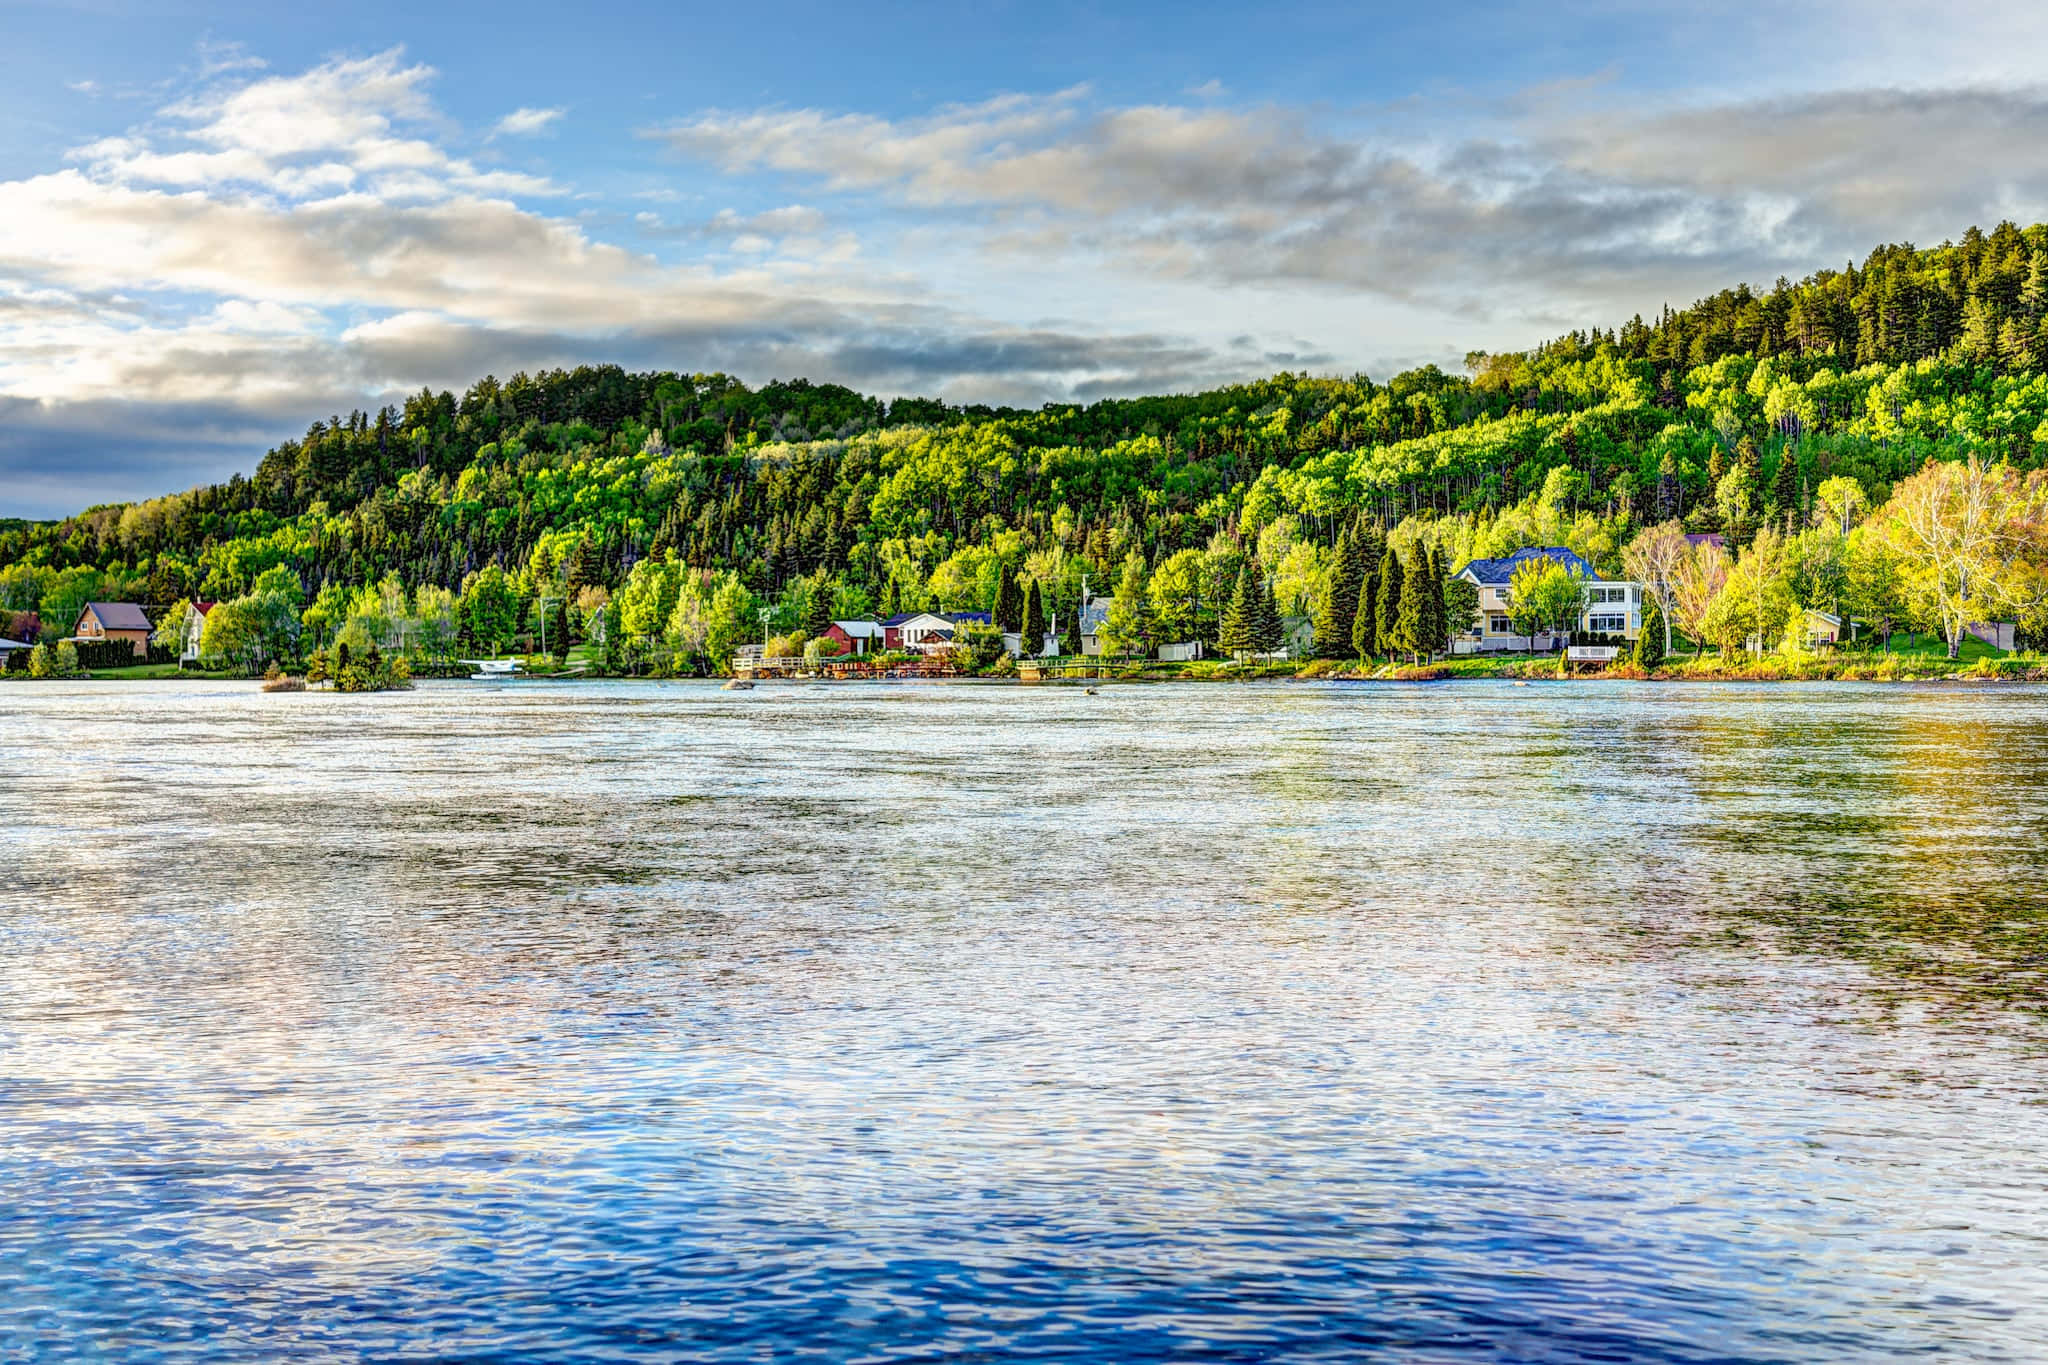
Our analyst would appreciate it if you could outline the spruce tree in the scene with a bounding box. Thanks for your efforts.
[1312,527,1355,658]
[1219,564,1252,661]
[1656,450,1680,521]
[1374,547,1403,659]
[1425,546,1448,659]
[1253,565,1284,655]
[994,564,1024,632]
[1635,599,1666,670]
[1352,562,1378,658]
[1394,551,1427,662]
[1060,605,1082,657]
[1022,580,1047,653]
[1770,448,1798,522]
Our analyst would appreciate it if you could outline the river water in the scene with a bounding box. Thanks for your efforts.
[3,679,2046,1362]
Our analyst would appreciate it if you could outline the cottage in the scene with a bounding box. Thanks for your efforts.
[881,610,991,650]
[824,619,885,656]
[1802,608,1844,650]
[180,601,217,664]
[1077,597,1112,656]
[70,602,153,659]
[0,636,31,671]
[1450,548,1643,653]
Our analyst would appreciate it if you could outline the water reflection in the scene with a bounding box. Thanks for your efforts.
[2,678,2046,1361]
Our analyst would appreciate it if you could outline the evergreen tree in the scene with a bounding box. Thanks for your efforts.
[1101,553,1155,657]
[1312,527,1362,658]
[1426,546,1448,658]
[883,579,902,617]
[1635,599,1666,670]
[1770,448,1798,522]
[1394,550,1427,662]
[1735,435,1762,495]
[1252,564,1284,655]
[993,564,1024,632]
[1656,450,1680,521]
[2023,248,2048,321]
[803,573,835,638]
[1022,580,1047,653]
[1219,564,1253,661]
[1061,608,1082,657]
[1374,547,1403,658]
[1352,561,1378,658]
[549,596,570,659]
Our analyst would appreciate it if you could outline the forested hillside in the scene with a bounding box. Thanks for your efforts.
[9,221,2048,671]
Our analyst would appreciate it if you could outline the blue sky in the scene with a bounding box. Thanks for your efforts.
[4,0,2047,516]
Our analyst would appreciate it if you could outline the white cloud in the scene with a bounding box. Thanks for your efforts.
[492,106,565,138]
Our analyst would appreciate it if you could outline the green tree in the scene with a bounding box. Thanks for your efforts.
[1251,563,1284,655]
[1101,553,1155,657]
[1509,558,1584,647]
[1313,527,1363,658]
[1374,547,1403,659]
[1022,580,1047,653]
[1219,564,1252,663]
[1635,599,1666,669]
[1060,607,1082,657]
[1443,564,1479,652]
[1393,551,1427,661]
[460,565,520,656]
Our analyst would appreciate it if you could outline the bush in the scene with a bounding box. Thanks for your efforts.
[68,639,148,671]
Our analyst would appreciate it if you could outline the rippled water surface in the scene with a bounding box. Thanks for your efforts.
[5,678,2048,1362]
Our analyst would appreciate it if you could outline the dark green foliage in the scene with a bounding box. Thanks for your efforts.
[1251,565,1283,655]
[1394,551,1428,661]
[1636,600,1666,669]
[1375,548,1403,659]
[1313,527,1365,658]
[1022,580,1046,650]
[1219,565,1252,658]
[994,564,1024,633]
[1060,607,1082,657]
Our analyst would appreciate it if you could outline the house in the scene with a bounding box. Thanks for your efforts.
[1802,609,1844,650]
[1450,548,1643,653]
[179,601,217,664]
[1075,597,1112,656]
[0,636,31,671]
[823,619,885,656]
[881,610,991,650]
[69,602,153,658]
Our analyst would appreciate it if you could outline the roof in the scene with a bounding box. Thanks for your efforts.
[1453,548,1597,586]
[880,611,927,627]
[78,602,152,631]
[0,637,29,651]
[193,600,217,615]
[1079,598,1113,632]
[832,619,886,638]
[941,611,991,624]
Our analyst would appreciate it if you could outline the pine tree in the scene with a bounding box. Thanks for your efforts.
[549,596,570,660]
[1022,580,1047,653]
[1735,435,1762,494]
[1426,546,1448,658]
[2023,248,2048,321]
[1252,565,1284,655]
[1635,599,1666,670]
[803,573,835,639]
[1352,561,1378,658]
[1219,564,1253,661]
[1770,448,1798,521]
[1394,551,1427,662]
[1374,547,1403,659]
[1656,450,1680,521]
[1313,527,1362,658]
[993,564,1024,632]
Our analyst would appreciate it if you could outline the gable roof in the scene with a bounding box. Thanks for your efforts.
[192,600,217,616]
[1453,547,1597,586]
[832,619,885,638]
[1079,598,1113,632]
[77,601,152,631]
[0,637,29,652]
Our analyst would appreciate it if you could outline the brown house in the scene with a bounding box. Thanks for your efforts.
[71,602,153,658]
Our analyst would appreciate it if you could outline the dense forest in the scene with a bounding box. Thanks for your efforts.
[8,220,2048,671]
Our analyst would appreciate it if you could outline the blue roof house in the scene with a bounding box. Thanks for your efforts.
[1450,547,1643,653]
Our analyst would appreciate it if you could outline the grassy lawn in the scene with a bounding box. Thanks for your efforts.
[85,663,238,680]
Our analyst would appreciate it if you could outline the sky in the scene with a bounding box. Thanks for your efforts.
[4,0,2048,517]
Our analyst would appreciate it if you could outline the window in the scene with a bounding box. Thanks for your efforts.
[1488,615,1513,634]
[1587,586,1625,604]
[1589,613,1626,632]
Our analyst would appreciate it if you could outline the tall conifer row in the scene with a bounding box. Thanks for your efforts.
[1375,547,1403,661]
[1427,546,1448,659]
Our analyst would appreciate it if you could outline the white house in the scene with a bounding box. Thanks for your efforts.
[1450,547,1643,653]
[179,601,217,665]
